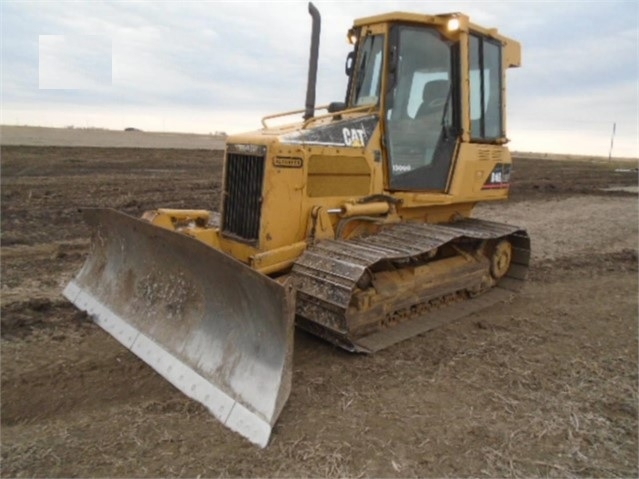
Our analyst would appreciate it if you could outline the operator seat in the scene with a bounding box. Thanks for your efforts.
[415,79,450,119]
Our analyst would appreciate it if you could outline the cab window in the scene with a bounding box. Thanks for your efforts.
[352,34,384,106]
[469,34,503,139]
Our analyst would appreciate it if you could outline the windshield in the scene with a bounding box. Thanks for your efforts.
[352,34,384,106]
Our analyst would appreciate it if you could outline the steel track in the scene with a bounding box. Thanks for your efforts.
[289,218,530,352]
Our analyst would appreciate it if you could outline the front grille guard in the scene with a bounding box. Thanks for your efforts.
[222,146,266,244]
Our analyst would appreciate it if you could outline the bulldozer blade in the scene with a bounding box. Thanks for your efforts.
[63,208,294,447]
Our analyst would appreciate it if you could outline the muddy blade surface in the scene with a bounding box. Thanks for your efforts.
[63,208,294,447]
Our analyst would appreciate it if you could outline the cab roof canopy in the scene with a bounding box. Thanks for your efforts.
[352,11,521,68]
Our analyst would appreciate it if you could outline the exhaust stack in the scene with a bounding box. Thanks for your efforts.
[304,2,321,120]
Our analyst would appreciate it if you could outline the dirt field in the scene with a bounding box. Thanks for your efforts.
[1,125,227,150]
[1,145,637,478]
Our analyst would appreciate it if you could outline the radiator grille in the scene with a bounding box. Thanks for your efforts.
[222,150,265,243]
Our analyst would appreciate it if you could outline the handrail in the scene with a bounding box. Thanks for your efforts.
[261,105,329,129]
[261,103,377,130]
[301,104,376,129]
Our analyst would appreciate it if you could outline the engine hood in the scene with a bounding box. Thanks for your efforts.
[226,109,379,150]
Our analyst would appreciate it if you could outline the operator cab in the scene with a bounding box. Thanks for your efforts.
[345,13,519,193]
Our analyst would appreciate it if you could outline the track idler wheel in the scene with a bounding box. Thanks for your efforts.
[490,239,512,280]
[469,239,512,298]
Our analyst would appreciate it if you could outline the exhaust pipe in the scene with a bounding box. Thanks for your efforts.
[303,2,321,121]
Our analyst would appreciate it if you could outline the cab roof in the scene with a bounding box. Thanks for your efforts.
[352,10,520,66]
[353,11,454,28]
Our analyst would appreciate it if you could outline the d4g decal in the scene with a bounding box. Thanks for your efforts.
[482,163,511,189]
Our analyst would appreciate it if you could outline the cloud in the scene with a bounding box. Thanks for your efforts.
[508,79,638,157]
[1,0,637,156]
[39,35,112,89]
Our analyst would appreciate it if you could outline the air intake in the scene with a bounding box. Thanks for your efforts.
[222,145,266,243]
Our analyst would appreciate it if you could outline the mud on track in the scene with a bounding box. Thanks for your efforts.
[1,146,638,477]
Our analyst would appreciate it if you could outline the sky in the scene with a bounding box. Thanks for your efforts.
[1,0,638,157]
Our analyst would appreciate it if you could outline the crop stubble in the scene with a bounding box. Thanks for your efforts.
[1,146,637,477]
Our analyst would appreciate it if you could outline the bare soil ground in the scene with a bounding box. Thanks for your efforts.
[1,126,226,150]
[1,145,638,478]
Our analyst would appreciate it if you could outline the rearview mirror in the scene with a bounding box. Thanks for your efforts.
[328,102,346,113]
[345,51,355,76]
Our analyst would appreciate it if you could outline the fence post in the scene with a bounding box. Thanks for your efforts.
[608,122,616,162]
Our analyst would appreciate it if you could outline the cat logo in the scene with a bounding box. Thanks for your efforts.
[273,157,303,168]
[342,127,367,147]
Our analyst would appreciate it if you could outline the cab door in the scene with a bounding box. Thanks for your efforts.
[384,25,460,191]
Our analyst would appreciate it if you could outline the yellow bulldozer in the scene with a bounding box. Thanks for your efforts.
[64,4,530,447]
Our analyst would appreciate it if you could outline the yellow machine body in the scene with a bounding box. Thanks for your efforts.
[65,7,530,448]
[148,12,522,275]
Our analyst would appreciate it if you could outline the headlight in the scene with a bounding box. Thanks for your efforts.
[447,18,460,32]
[347,28,358,44]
